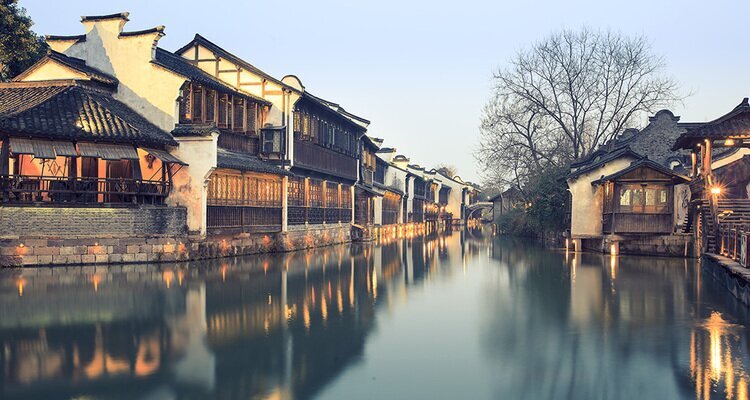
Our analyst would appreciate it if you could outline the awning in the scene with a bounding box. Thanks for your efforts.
[143,148,188,166]
[52,141,78,157]
[78,142,139,160]
[9,138,56,159]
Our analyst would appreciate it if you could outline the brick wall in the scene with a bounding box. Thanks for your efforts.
[0,206,187,238]
[0,221,354,267]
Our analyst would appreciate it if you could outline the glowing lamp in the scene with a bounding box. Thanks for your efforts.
[725,138,735,146]
[710,186,722,195]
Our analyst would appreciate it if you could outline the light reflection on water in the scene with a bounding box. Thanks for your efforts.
[0,231,748,399]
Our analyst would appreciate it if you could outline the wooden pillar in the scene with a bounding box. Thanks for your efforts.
[304,177,309,225]
[350,185,355,224]
[0,139,8,175]
[322,180,327,225]
[281,175,288,232]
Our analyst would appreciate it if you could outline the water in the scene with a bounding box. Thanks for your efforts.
[1,231,749,400]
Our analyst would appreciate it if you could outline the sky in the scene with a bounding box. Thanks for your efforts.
[19,0,750,183]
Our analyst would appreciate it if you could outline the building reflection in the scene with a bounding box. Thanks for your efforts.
[488,238,750,400]
[0,233,459,400]
[4,234,748,400]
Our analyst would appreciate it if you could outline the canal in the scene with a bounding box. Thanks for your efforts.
[1,230,749,400]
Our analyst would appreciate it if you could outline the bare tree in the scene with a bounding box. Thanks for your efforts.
[477,28,681,188]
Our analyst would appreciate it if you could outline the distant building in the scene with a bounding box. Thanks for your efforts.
[490,187,523,221]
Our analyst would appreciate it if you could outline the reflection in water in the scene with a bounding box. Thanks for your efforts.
[0,231,748,399]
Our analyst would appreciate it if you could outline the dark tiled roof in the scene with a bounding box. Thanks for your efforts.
[153,48,270,106]
[45,34,86,42]
[216,148,292,176]
[303,91,370,126]
[13,50,117,85]
[171,123,219,137]
[80,12,130,22]
[567,147,641,180]
[0,80,176,147]
[120,26,164,37]
[672,98,750,150]
[590,158,689,186]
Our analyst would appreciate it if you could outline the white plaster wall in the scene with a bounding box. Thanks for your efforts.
[168,135,218,235]
[42,18,223,235]
[57,22,186,133]
[567,157,635,237]
[435,173,465,218]
[384,166,407,223]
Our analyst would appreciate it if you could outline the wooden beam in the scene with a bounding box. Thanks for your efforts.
[218,69,240,74]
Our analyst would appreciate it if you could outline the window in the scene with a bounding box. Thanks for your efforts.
[233,98,244,132]
[246,102,257,134]
[205,89,215,123]
[619,189,631,206]
[218,94,229,128]
[179,83,192,123]
[192,84,203,122]
[617,184,670,214]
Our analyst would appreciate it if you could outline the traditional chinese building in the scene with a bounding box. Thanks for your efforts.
[672,98,750,259]
[566,110,697,256]
[0,12,481,266]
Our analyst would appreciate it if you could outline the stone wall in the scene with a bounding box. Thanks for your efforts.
[580,234,693,257]
[0,206,187,238]
[0,221,354,267]
[702,254,750,306]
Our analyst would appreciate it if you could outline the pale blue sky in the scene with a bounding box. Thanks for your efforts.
[20,0,750,182]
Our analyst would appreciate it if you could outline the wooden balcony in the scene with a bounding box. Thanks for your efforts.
[293,140,357,180]
[218,131,258,154]
[0,175,169,205]
[206,205,281,234]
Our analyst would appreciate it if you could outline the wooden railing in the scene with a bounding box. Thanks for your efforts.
[293,140,357,180]
[0,175,169,205]
[602,212,672,234]
[288,206,351,225]
[206,205,281,233]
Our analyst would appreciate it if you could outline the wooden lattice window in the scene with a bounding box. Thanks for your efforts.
[192,84,203,122]
[340,184,352,209]
[308,179,323,207]
[179,82,192,123]
[205,89,216,123]
[325,183,339,208]
[218,94,229,128]
[246,102,257,134]
[288,177,305,206]
[293,111,302,136]
[208,171,283,207]
[233,97,244,132]
[303,113,311,139]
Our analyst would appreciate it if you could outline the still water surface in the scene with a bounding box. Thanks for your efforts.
[1,231,750,399]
